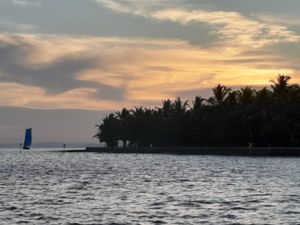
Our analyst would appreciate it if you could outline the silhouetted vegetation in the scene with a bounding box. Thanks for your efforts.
[95,75,300,148]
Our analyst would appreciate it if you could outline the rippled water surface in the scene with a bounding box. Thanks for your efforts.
[0,149,299,225]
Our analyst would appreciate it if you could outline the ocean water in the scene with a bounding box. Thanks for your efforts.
[0,149,299,225]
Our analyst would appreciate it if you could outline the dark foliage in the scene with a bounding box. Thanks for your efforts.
[95,75,300,147]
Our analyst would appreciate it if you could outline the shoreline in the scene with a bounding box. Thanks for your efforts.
[58,146,300,156]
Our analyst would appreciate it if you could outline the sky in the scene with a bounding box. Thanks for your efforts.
[1,0,300,144]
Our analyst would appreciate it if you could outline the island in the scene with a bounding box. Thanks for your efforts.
[63,75,300,156]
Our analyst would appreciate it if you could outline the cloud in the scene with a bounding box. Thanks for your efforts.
[11,0,41,7]
[0,82,122,110]
[94,1,300,49]
[255,14,300,26]
[93,0,178,15]
[0,19,36,32]
[93,0,131,14]
[151,9,300,48]
[0,34,126,102]
[0,33,298,110]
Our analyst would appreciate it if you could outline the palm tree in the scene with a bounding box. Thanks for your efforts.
[173,97,189,116]
[255,87,272,107]
[237,86,255,105]
[116,108,131,147]
[225,91,238,106]
[161,99,173,119]
[95,75,300,148]
[209,84,231,105]
[271,74,291,94]
[288,84,300,103]
[192,96,206,114]
[94,113,120,148]
[130,107,145,147]
[159,100,174,146]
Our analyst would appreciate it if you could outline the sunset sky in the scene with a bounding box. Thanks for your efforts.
[1,0,300,143]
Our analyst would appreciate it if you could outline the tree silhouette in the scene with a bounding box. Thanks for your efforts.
[116,108,131,147]
[94,113,120,148]
[209,84,231,105]
[271,74,291,94]
[237,86,255,105]
[95,75,300,148]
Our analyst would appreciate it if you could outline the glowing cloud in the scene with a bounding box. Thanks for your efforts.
[0,33,298,110]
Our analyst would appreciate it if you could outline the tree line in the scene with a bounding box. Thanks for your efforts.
[95,75,300,148]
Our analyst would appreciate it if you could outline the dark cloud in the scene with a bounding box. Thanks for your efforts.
[0,37,126,101]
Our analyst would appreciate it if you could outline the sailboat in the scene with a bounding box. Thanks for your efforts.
[23,128,32,150]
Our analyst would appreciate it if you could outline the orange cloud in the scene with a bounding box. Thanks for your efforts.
[0,33,298,110]
[0,82,123,110]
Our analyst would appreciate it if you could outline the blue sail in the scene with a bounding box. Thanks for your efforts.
[23,128,32,149]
